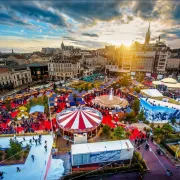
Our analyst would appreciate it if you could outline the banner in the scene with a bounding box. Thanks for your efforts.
[140,98,180,122]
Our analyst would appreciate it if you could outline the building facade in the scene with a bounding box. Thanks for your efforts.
[0,66,32,88]
[48,54,81,80]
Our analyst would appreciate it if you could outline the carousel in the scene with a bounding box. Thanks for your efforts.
[56,107,102,141]
[92,88,129,109]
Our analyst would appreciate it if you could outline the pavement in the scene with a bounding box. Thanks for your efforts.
[136,140,180,180]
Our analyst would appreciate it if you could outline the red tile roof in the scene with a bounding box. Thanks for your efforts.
[0,67,9,74]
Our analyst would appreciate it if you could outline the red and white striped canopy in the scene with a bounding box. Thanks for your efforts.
[56,107,102,131]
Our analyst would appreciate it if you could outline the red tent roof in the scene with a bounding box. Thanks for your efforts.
[57,107,102,131]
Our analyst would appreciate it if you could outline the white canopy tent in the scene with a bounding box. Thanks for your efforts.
[141,89,163,97]
[152,78,180,90]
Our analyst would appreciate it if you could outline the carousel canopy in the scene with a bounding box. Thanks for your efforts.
[56,107,102,132]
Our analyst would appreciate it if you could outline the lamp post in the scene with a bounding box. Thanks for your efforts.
[48,97,54,140]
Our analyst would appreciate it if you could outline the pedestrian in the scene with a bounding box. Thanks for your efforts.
[31,155,35,162]
[20,141,23,146]
[44,144,47,152]
[151,136,154,142]
[38,138,41,145]
[23,137,25,141]
[17,167,21,172]
[35,139,38,146]
[166,169,172,177]
[33,136,35,141]
[29,139,32,144]
[0,172,6,179]
[39,134,42,139]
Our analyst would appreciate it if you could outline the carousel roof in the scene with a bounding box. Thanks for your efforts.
[56,107,102,131]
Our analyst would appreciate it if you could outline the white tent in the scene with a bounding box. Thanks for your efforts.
[141,89,163,97]
[152,78,180,90]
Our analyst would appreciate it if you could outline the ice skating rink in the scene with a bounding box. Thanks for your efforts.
[0,135,64,180]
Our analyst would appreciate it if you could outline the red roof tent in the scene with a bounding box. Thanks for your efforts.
[56,107,102,132]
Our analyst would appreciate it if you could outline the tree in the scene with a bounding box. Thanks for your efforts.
[138,110,146,122]
[171,117,176,125]
[53,83,57,90]
[85,85,89,91]
[7,139,23,160]
[102,125,110,136]
[126,111,136,121]
[153,127,163,143]
[6,100,11,111]
[161,123,173,137]
[132,98,140,114]
[114,126,126,140]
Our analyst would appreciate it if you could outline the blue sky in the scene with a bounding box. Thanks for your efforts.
[0,0,180,52]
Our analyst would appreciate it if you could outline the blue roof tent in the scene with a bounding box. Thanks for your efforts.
[29,105,45,114]
[70,102,76,106]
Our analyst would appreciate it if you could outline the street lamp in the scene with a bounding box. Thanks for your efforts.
[48,97,54,140]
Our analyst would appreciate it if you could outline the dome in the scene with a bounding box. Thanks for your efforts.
[161,78,177,84]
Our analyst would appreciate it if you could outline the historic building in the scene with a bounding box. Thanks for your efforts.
[0,66,32,88]
[48,54,81,80]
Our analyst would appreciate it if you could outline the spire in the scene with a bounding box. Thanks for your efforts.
[61,41,64,50]
[12,49,14,55]
[144,23,151,45]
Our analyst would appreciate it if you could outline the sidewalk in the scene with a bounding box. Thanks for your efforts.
[136,140,180,180]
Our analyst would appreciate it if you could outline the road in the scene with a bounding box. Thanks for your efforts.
[137,140,180,180]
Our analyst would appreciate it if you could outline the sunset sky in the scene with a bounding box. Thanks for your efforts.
[0,0,180,52]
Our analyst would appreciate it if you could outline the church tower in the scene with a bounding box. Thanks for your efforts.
[144,23,151,45]
[61,41,65,50]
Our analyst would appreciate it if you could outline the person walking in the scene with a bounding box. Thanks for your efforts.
[23,137,25,141]
[17,167,21,172]
[35,139,38,146]
[0,172,6,179]
[44,144,47,152]
[31,155,35,162]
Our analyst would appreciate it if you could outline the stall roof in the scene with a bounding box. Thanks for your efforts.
[141,89,163,97]
[29,105,44,114]
[71,140,134,155]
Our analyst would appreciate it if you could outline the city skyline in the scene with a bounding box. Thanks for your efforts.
[0,0,180,52]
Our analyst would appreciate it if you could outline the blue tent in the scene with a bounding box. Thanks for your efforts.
[29,105,44,114]
[69,102,76,106]
[125,107,133,114]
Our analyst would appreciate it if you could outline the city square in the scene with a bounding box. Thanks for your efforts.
[0,1,180,180]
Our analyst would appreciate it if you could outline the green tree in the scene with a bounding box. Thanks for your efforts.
[138,110,146,122]
[53,83,57,90]
[85,85,89,91]
[153,127,163,143]
[132,98,140,114]
[161,123,173,137]
[7,139,23,160]
[114,126,126,140]
[6,100,11,111]
[171,117,176,125]
[102,125,110,136]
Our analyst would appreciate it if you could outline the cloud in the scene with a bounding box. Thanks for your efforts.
[0,12,33,27]
[82,33,99,37]
[172,3,180,20]
[133,0,159,20]
[0,1,66,28]
[49,0,125,24]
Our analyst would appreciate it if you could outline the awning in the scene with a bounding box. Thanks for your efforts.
[29,105,44,114]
